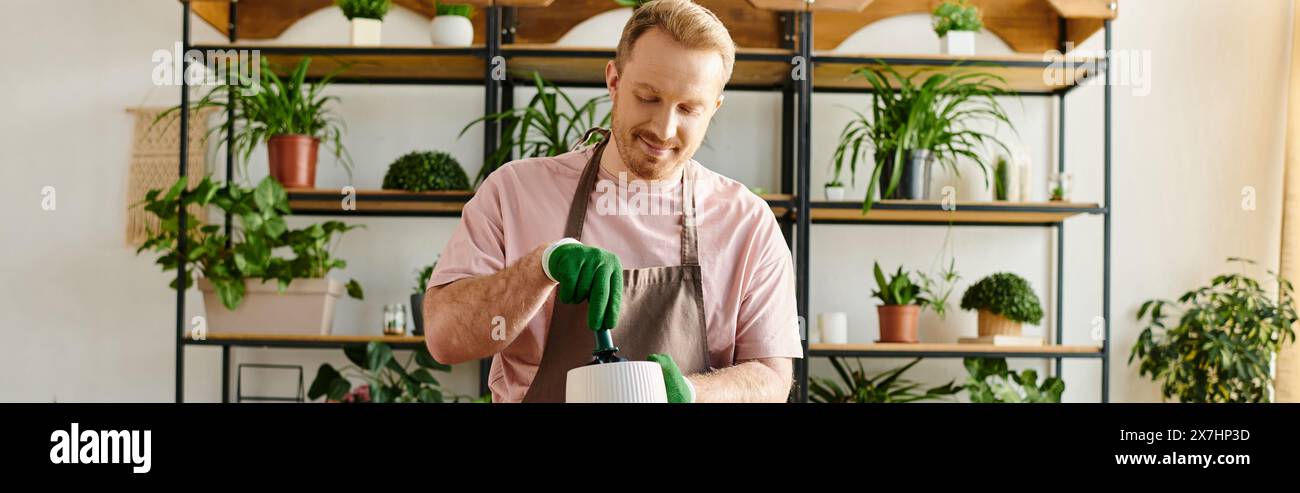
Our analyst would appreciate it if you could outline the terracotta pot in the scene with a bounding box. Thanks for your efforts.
[198,278,343,335]
[877,304,920,343]
[267,135,319,189]
[977,309,1023,337]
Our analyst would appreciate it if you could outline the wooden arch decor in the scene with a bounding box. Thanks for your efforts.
[188,0,788,49]
[794,0,1117,53]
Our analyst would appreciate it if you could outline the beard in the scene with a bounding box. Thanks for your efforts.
[609,110,686,181]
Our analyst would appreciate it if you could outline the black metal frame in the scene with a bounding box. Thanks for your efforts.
[236,363,305,403]
[173,2,1112,404]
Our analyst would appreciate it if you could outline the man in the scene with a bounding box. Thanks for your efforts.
[423,0,801,403]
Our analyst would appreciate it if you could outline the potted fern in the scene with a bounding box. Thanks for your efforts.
[430,3,475,46]
[136,176,364,335]
[960,273,1044,337]
[933,0,983,56]
[336,0,391,46]
[160,56,352,189]
[1130,258,1298,403]
[832,63,1014,213]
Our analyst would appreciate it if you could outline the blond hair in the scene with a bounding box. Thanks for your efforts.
[614,0,737,84]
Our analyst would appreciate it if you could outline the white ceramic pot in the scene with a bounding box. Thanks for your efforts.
[350,18,382,46]
[824,185,846,201]
[199,278,343,335]
[566,361,668,403]
[430,15,473,47]
[942,30,976,56]
[818,312,848,345]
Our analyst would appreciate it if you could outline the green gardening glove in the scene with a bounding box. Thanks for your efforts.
[543,240,623,331]
[647,353,696,403]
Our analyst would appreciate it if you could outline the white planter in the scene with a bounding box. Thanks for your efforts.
[430,16,473,47]
[566,361,668,403]
[942,30,976,56]
[199,278,344,335]
[824,185,846,201]
[350,18,382,46]
[818,312,848,345]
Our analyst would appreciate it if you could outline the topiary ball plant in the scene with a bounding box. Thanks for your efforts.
[960,272,1043,324]
[382,151,470,192]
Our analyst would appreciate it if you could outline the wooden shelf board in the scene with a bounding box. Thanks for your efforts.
[187,333,424,345]
[747,0,875,12]
[810,342,1103,355]
[808,200,1101,224]
[504,45,794,89]
[193,44,488,83]
[286,188,474,215]
[813,52,1096,93]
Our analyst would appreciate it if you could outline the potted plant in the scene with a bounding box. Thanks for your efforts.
[963,357,1064,403]
[136,176,364,334]
[309,342,488,403]
[382,151,471,192]
[824,179,846,200]
[410,260,437,336]
[872,263,927,343]
[833,63,1014,213]
[960,272,1044,337]
[462,72,610,185]
[160,57,352,189]
[336,0,391,46]
[810,357,960,403]
[430,3,475,46]
[1130,258,1297,403]
[933,0,983,56]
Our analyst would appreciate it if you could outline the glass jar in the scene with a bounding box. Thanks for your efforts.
[383,304,408,335]
[1048,171,1073,202]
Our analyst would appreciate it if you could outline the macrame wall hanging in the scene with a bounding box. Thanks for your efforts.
[124,106,218,248]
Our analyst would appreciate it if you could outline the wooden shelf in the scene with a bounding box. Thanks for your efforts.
[503,44,795,90]
[809,342,1104,358]
[813,52,1097,94]
[185,332,425,349]
[286,188,474,216]
[192,44,488,84]
[809,200,1102,224]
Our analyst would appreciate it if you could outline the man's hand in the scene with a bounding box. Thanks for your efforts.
[647,353,695,403]
[545,241,623,331]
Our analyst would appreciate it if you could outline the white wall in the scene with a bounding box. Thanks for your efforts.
[0,0,1291,402]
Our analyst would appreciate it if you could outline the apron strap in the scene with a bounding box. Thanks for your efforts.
[562,127,701,267]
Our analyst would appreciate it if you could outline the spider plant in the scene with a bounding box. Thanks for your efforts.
[810,357,960,403]
[830,62,1016,213]
[156,56,352,183]
[460,72,610,186]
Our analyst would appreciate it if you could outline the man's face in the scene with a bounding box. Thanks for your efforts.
[605,28,726,181]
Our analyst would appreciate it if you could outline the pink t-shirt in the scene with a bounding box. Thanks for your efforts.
[427,144,803,403]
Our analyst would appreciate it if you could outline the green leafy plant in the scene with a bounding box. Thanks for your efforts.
[614,0,651,8]
[1050,184,1065,201]
[157,57,352,183]
[336,0,391,20]
[1130,258,1298,403]
[872,262,925,306]
[833,63,1015,213]
[309,342,488,403]
[993,155,1008,200]
[963,357,1064,403]
[412,260,437,296]
[933,0,983,37]
[811,357,960,403]
[382,151,471,192]
[436,3,474,17]
[916,258,960,319]
[461,72,610,185]
[960,272,1044,324]
[135,176,363,310]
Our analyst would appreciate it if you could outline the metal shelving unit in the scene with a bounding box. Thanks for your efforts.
[171,0,1112,403]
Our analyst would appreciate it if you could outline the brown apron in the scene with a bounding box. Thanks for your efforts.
[521,128,711,402]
